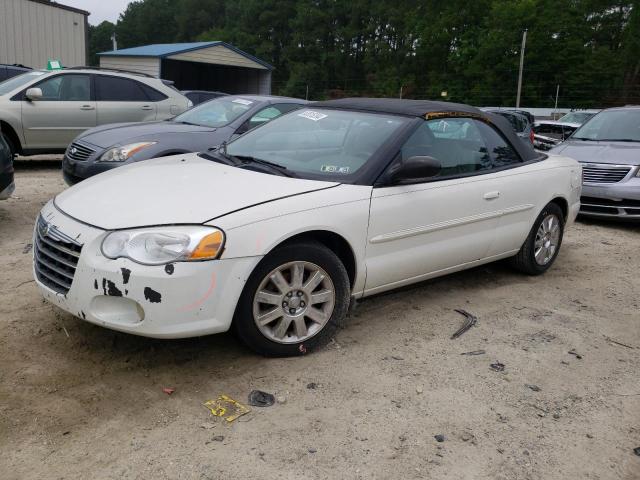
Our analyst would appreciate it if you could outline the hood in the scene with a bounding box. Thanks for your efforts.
[550,140,640,165]
[54,154,338,230]
[77,121,216,148]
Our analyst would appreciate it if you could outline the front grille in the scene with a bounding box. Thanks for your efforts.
[66,142,95,162]
[582,163,631,184]
[34,216,82,295]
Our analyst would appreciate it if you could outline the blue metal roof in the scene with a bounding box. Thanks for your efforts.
[98,42,274,70]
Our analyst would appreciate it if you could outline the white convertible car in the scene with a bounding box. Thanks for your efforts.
[34,98,582,356]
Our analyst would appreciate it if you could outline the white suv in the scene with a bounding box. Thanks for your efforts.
[0,68,191,156]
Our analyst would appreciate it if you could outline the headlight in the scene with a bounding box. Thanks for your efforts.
[99,142,157,162]
[101,226,224,265]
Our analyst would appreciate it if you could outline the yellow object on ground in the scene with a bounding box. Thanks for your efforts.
[204,395,251,422]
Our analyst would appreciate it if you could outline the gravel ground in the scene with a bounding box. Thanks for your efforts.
[1,159,639,480]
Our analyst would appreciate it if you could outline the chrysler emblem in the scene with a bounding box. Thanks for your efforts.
[71,147,77,155]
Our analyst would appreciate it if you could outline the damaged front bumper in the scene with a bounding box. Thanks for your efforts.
[33,201,261,338]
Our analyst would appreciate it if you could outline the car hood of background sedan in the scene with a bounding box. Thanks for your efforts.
[54,154,339,230]
[551,140,640,165]
[77,121,216,148]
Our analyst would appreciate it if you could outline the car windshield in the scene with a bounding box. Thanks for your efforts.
[0,70,48,96]
[218,108,410,181]
[572,110,640,142]
[173,97,256,127]
[558,112,593,124]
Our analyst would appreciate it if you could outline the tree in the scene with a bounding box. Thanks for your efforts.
[88,21,116,66]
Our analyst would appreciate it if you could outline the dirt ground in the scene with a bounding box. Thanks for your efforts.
[1,159,639,480]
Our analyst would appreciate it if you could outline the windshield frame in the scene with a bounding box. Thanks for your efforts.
[172,96,262,128]
[202,108,420,185]
[570,109,640,142]
[0,70,49,96]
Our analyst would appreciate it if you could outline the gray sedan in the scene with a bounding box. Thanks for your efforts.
[550,106,640,221]
[62,95,307,184]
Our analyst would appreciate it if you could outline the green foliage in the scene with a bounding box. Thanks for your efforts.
[88,21,116,66]
[88,0,640,106]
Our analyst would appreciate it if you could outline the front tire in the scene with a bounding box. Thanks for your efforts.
[233,241,350,357]
[510,202,565,275]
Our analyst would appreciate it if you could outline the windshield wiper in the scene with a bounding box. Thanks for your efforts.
[198,149,237,166]
[234,155,297,178]
[571,137,595,141]
[598,138,640,142]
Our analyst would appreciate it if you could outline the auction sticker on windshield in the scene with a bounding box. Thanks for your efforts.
[232,98,253,105]
[321,165,350,174]
[298,110,328,121]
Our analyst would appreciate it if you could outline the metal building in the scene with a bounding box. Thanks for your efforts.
[0,0,89,68]
[99,42,273,94]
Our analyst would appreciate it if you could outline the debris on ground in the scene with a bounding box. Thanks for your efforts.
[308,448,317,453]
[525,384,541,392]
[603,335,635,349]
[490,362,505,372]
[633,447,640,456]
[200,423,216,430]
[451,309,478,339]
[434,434,445,442]
[247,390,275,407]
[568,350,583,359]
[22,243,32,254]
[212,435,224,442]
[276,395,287,404]
[461,350,486,356]
[416,386,424,394]
[162,387,176,395]
[306,382,318,389]
[204,395,251,422]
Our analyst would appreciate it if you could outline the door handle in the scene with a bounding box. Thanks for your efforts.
[141,105,153,111]
[483,191,501,200]
[80,105,95,110]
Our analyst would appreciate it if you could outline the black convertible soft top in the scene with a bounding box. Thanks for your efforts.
[312,97,542,162]
[313,97,482,117]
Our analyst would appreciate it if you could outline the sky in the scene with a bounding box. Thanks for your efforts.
[60,0,133,25]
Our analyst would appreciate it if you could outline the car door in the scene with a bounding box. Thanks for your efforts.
[21,73,96,150]
[364,117,507,295]
[231,103,303,141]
[95,75,157,125]
[474,120,547,256]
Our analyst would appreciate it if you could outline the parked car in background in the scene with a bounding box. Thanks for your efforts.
[0,128,14,199]
[506,109,535,125]
[35,98,581,356]
[533,110,599,151]
[181,90,227,105]
[0,68,190,156]
[62,95,307,184]
[0,63,31,82]
[483,109,534,144]
[550,106,640,221]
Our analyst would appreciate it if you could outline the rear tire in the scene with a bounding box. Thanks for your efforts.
[233,241,350,357]
[510,202,565,275]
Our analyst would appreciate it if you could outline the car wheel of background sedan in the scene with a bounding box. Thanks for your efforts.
[233,241,351,357]
[510,202,565,275]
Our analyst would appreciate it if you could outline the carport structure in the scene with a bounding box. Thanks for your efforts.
[98,42,273,94]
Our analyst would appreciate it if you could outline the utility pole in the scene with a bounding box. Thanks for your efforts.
[515,29,527,109]
[554,84,560,112]
[305,84,309,101]
[111,32,118,51]
[399,85,404,99]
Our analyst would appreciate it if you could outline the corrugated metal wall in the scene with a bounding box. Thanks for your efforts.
[100,57,160,77]
[0,0,87,68]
